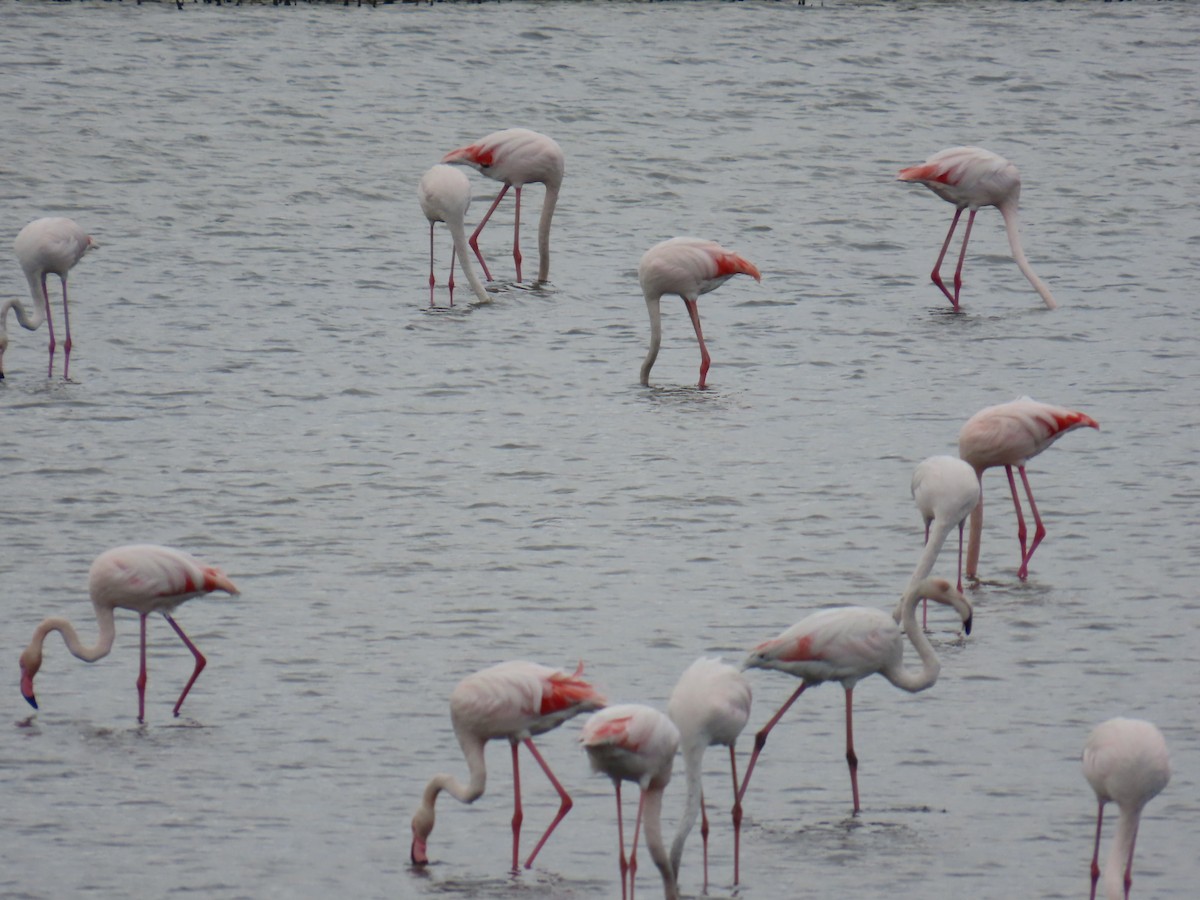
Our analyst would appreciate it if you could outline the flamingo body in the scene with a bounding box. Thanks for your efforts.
[417,164,490,306]
[638,237,761,389]
[909,454,981,599]
[667,657,752,890]
[6,217,96,380]
[18,544,239,722]
[582,704,681,900]
[441,128,564,284]
[958,396,1099,580]
[898,146,1056,310]
[1083,718,1170,900]
[410,660,605,870]
[739,577,972,815]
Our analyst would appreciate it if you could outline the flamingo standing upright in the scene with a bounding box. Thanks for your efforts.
[9,217,96,380]
[667,657,752,892]
[638,237,761,389]
[18,544,240,723]
[410,660,606,871]
[417,164,490,307]
[441,128,564,284]
[1083,717,1170,900]
[898,146,1057,310]
[581,704,681,900]
[958,396,1099,581]
[739,576,973,816]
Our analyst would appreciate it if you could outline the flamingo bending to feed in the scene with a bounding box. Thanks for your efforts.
[1083,717,1170,900]
[6,217,96,380]
[667,657,751,892]
[638,237,761,389]
[898,146,1057,310]
[410,660,606,870]
[417,164,490,306]
[581,704,681,900]
[441,128,563,284]
[958,396,1099,581]
[739,576,972,816]
[18,544,240,723]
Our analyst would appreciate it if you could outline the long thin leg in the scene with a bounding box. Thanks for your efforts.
[447,241,457,308]
[1005,465,1029,570]
[956,519,966,594]
[845,687,860,815]
[469,184,511,282]
[137,613,149,723]
[684,298,710,389]
[615,781,629,900]
[1089,801,1105,900]
[510,740,524,871]
[520,737,573,869]
[729,744,743,886]
[930,208,963,306]
[629,788,647,900]
[164,613,206,717]
[511,185,524,282]
[737,682,808,805]
[428,222,437,307]
[60,277,72,381]
[949,209,978,307]
[41,276,57,379]
[1016,465,1047,581]
[698,786,710,892]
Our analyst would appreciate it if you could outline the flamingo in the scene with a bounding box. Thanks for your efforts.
[898,146,1057,310]
[958,396,1099,581]
[638,237,762,389]
[18,544,240,723]
[581,703,681,900]
[441,128,564,284]
[417,164,490,307]
[739,576,973,816]
[1083,717,1170,900]
[667,657,752,892]
[9,217,96,381]
[410,660,606,871]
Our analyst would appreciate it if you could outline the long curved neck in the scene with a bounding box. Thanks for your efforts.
[2,296,46,334]
[999,203,1057,309]
[640,295,662,386]
[447,219,491,304]
[642,783,680,900]
[912,519,954,585]
[536,181,559,283]
[34,607,117,663]
[888,586,942,693]
[410,731,489,853]
[669,741,705,876]
[965,473,984,579]
[1103,807,1142,900]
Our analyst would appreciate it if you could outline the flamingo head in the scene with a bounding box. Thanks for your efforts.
[0,330,8,381]
[18,647,42,710]
[410,805,435,865]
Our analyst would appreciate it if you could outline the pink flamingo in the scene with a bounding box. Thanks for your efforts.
[898,146,1057,310]
[1083,718,1170,900]
[441,128,564,284]
[958,396,1099,581]
[638,237,762,389]
[18,544,240,723]
[410,660,606,871]
[417,164,490,307]
[667,657,751,892]
[9,217,96,380]
[739,576,973,816]
[581,703,681,900]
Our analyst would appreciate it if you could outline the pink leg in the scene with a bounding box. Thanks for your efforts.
[629,788,646,900]
[510,740,524,871]
[511,185,524,283]
[698,786,710,892]
[447,243,457,308]
[1005,465,1029,572]
[737,682,808,805]
[60,277,72,382]
[428,223,437,307]
[469,184,511,282]
[845,687,860,815]
[520,737,574,869]
[956,520,966,594]
[930,207,963,307]
[137,613,149,723]
[949,209,978,307]
[1016,466,1047,581]
[41,276,57,379]
[164,613,206,717]
[729,744,743,886]
[1089,801,1105,900]
[684,298,710,389]
[614,781,629,900]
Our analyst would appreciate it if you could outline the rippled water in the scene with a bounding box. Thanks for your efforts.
[2,2,1198,898]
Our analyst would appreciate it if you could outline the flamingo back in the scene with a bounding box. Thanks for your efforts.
[581,704,680,786]
[418,164,472,225]
[1083,718,1171,809]
[898,146,1021,209]
[89,544,239,615]
[667,657,752,750]
[959,396,1099,469]
[450,660,605,741]
[744,607,901,688]
[442,128,564,188]
[639,237,761,302]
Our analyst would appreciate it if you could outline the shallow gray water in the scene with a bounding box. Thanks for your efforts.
[1,2,1198,898]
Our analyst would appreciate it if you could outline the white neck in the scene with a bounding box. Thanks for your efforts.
[2,297,46,335]
[446,219,491,304]
[669,740,706,877]
[886,583,943,693]
[411,731,489,847]
[1103,807,1142,900]
[640,295,662,386]
[999,203,1057,309]
[31,607,117,664]
[641,783,680,900]
[535,182,559,284]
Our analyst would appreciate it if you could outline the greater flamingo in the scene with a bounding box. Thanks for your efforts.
[638,237,761,389]
[441,128,563,284]
[898,146,1057,310]
[581,704,681,900]
[667,657,752,893]
[410,660,606,871]
[1083,717,1170,900]
[739,576,973,816]
[18,544,239,723]
[417,164,490,307]
[958,396,1099,581]
[10,217,96,380]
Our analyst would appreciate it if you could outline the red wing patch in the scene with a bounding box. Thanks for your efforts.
[541,670,602,715]
[775,634,818,662]
[1050,410,1099,435]
[898,162,954,185]
[589,714,633,744]
[712,251,762,282]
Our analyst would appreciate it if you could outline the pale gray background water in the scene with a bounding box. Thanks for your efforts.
[1,2,1197,898]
